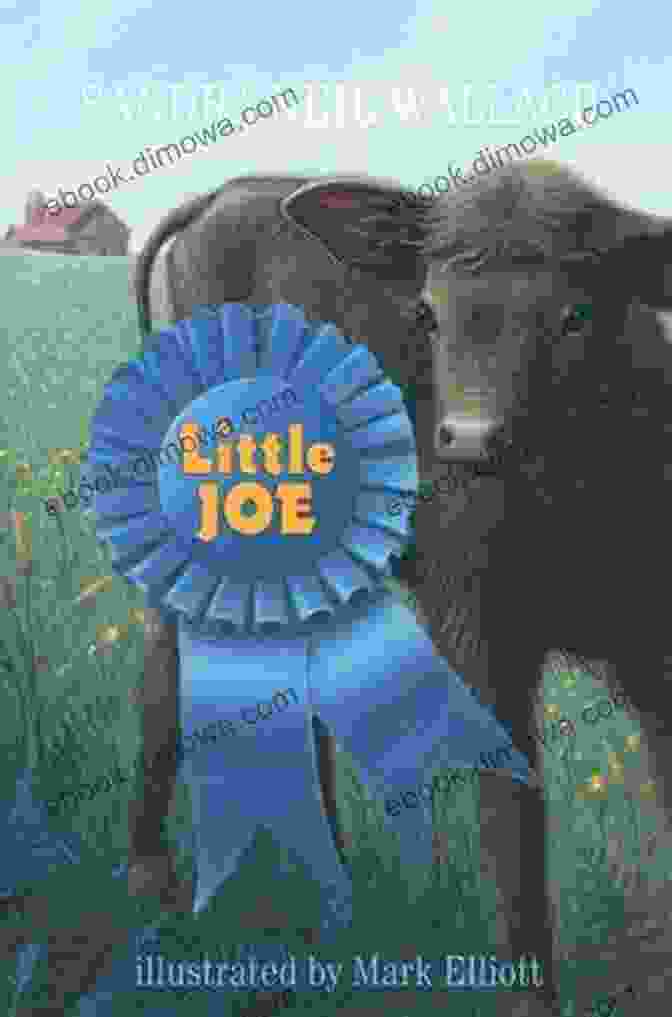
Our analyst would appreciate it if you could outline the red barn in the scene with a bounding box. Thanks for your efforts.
[4,189,129,255]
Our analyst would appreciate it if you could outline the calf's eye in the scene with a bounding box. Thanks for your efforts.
[561,303,593,336]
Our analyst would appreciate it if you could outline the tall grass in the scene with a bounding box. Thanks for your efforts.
[1,253,669,1016]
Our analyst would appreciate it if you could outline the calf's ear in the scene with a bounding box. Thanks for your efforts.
[280,178,428,287]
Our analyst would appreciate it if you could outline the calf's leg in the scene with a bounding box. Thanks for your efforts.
[474,636,559,1012]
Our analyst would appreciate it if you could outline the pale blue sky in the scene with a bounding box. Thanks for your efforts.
[4,0,670,249]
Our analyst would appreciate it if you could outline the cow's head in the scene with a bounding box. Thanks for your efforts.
[423,160,672,490]
[135,175,438,472]
[414,158,672,665]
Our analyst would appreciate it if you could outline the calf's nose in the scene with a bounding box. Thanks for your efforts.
[435,414,500,461]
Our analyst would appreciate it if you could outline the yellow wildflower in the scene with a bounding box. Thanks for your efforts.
[577,769,609,800]
[49,448,80,470]
[576,779,608,801]
[589,772,606,791]
[75,575,114,605]
[96,623,126,646]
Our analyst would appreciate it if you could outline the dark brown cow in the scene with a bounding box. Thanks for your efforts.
[418,159,672,1011]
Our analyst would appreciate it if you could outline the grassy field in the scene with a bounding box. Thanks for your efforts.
[1,252,670,1016]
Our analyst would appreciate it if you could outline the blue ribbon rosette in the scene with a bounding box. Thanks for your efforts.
[86,303,532,968]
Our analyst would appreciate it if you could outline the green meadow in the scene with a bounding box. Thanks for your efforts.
[0,252,669,1016]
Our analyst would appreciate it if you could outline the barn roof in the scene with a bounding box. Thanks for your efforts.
[11,199,129,244]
